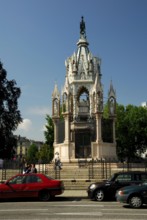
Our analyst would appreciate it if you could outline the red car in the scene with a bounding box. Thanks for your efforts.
[0,173,64,201]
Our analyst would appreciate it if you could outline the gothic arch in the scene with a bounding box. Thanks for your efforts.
[77,86,89,102]
[53,98,59,116]
[62,92,68,112]
[108,96,116,116]
[76,86,90,118]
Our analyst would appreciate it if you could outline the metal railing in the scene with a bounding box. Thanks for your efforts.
[1,159,147,181]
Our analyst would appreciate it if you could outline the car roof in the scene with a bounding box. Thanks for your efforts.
[115,171,147,175]
[14,173,43,176]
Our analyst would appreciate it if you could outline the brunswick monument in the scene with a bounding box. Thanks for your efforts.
[52,17,117,162]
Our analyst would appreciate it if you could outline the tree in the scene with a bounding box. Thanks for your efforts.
[38,144,51,164]
[26,143,38,164]
[102,102,113,142]
[44,115,54,162]
[0,61,22,159]
[116,104,147,162]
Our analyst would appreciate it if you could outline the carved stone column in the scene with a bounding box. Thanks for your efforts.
[95,112,102,143]
[63,113,70,143]
[52,116,60,145]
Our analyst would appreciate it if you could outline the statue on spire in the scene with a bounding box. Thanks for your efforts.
[80,16,86,38]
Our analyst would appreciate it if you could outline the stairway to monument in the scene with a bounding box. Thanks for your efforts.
[45,161,113,190]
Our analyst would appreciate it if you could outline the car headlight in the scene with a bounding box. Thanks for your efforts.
[89,184,96,190]
[118,190,128,195]
[118,190,124,195]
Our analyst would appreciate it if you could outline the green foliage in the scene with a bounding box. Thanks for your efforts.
[60,105,64,120]
[44,115,54,161]
[44,115,54,146]
[26,143,38,164]
[116,104,147,162]
[103,102,109,119]
[0,61,22,159]
[0,135,17,159]
[38,144,53,164]
[102,103,114,142]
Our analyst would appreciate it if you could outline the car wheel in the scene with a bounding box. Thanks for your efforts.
[129,195,142,208]
[39,190,51,201]
[94,189,105,201]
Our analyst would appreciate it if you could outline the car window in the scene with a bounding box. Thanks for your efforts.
[9,176,25,184]
[140,174,147,181]
[142,181,147,185]
[134,174,147,181]
[115,174,132,182]
[25,175,42,183]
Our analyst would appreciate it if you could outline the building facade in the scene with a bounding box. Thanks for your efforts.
[52,17,117,162]
[16,136,43,160]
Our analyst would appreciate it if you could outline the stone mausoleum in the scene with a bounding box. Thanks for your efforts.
[52,17,117,162]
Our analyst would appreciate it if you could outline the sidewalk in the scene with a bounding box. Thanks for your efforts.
[60,190,88,197]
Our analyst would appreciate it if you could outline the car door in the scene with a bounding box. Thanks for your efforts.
[141,186,147,203]
[1,175,27,199]
[109,173,132,198]
[22,175,43,198]
[4,175,43,199]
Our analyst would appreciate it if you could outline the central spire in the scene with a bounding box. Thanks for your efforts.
[76,17,89,66]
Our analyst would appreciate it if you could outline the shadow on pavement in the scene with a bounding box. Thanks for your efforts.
[123,204,147,209]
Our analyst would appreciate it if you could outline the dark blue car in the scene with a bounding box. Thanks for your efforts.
[116,182,147,208]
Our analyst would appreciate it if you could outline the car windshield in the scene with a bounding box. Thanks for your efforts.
[8,175,25,184]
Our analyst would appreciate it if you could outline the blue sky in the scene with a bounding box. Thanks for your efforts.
[0,0,147,142]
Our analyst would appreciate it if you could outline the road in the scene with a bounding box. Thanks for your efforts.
[0,196,147,220]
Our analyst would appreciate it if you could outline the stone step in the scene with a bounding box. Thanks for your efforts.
[62,179,102,190]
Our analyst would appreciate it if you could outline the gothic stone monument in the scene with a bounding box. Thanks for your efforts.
[52,17,117,162]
